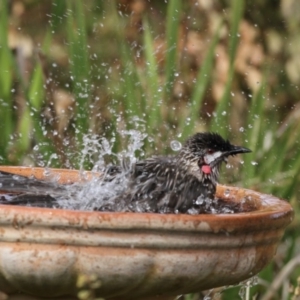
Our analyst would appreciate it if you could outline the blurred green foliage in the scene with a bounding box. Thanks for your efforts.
[0,0,299,299]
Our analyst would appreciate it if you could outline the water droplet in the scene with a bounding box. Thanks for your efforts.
[170,140,182,151]
[195,196,204,205]
[187,207,199,215]
[224,189,230,198]
[185,117,191,125]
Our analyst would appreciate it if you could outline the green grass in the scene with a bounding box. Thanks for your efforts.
[210,0,245,137]
[0,0,13,163]
[0,0,299,299]
[164,0,182,102]
[66,0,91,142]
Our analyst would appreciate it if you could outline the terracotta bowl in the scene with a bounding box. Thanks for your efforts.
[0,166,294,300]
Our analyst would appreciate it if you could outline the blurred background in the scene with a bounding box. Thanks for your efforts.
[0,0,299,299]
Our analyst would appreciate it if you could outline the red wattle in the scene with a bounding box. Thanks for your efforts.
[201,165,211,174]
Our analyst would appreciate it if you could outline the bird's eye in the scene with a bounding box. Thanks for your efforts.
[207,149,214,154]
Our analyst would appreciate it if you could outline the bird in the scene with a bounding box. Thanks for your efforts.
[0,132,251,213]
[113,132,251,213]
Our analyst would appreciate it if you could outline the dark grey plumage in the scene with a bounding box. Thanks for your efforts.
[0,171,64,207]
[0,132,251,213]
[114,132,251,213]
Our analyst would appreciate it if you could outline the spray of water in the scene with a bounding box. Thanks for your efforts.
[55,128,148,211]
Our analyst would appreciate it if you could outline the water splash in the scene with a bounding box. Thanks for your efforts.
[56,129,148,211]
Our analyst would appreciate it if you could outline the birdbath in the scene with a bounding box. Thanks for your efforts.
[0,166,293,300]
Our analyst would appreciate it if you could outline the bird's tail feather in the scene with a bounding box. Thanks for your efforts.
[0,171,66,207]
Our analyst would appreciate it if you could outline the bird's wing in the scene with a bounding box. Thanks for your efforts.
[124,156,216,213]
[123,156,187,212]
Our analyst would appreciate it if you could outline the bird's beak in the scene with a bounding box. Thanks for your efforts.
[210,145,251,167]
[226,145,252,156]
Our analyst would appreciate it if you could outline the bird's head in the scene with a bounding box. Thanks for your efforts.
[178,132,251,183]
